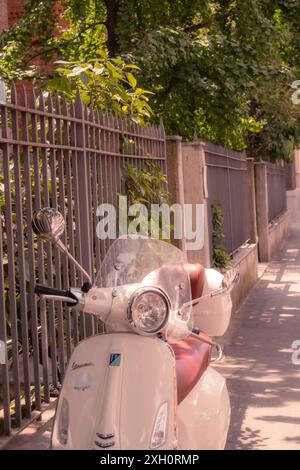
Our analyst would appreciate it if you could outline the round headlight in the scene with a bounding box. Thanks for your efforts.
[128,288,170,334]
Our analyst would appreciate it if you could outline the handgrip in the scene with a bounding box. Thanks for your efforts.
[34,284,78,306]
[35,284,70,297]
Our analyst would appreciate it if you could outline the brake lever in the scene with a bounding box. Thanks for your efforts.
[40,294,78,304]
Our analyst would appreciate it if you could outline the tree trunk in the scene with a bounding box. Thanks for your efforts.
[104,0,119,57]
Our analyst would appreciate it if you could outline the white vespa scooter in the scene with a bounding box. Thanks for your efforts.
[32,208,238,450]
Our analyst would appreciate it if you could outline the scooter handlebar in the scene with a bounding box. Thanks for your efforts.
[34,284,78,306]
[35,284,70,297]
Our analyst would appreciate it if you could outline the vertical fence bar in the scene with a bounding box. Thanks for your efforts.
[47,94,65,382]
[95,110,105,263]
[116,117,123,203]
[0,205,11,435]
[3,86,21,426]
[70,101,83,342]
[102,112,110,255]
[53,95,67,377]
[74,92,92,279]
[90,110,99,271]
[106,112,114,245]
[30,88,50,403]
[21,88,41,410]
[59,96,72,361]
[85,106,94,266]
[12,87,31,418]
[61,97,78,353]
[39,92,58,387]
[74,92,94,337]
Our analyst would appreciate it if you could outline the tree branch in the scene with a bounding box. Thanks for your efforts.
[183,13,229,33]
[183,21,207,33]
[25,21,106,63]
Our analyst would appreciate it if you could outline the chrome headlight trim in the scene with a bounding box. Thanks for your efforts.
[127,287,171,335]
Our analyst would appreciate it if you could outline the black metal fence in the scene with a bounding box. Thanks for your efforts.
[204,143,250,255]
[285,161,296,191]
[267,162,287,223]
[0,82,166,437]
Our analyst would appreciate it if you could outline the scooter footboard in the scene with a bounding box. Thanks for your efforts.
[52,333,177,450]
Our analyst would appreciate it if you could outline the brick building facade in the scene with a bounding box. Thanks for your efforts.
[0,0,66,87]
[0,0,64,32]
[0,0,25,31]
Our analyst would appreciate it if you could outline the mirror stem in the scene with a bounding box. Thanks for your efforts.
[56,239,92,285]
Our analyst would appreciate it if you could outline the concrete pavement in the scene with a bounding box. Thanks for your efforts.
[2,401,55,450]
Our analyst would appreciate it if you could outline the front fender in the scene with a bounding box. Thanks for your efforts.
[52,333,177,450]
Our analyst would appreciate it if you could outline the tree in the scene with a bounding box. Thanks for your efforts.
[0,0,153,125]
[1,0,300,159]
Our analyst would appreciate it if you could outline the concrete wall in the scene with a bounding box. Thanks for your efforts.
[231,244,258,313]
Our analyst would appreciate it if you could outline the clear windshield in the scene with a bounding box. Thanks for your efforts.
[95,237,192,317]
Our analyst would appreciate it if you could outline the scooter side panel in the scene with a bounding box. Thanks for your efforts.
[177,366,230,450]
[52,333,177,450]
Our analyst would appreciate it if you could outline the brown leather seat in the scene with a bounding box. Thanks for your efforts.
[184,263,205,300]
[170,334,211,404]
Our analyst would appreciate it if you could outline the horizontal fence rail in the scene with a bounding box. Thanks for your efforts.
[0,82,166,436]
[267,162,287,223]
[204,143,250,256]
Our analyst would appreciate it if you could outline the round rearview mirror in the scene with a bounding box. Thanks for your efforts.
[32,207,65,242]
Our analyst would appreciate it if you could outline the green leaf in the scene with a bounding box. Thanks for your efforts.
[126,72,137,89]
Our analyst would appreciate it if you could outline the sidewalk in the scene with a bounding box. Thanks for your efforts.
[217,225,300,449]
[2,402,55,450]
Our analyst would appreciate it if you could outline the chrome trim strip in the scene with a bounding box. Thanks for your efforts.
[94,440,115,448]
[96,432,115,440]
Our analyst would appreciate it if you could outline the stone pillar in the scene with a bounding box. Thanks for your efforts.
[294,149,300,188]
[247,158,258,244]
[182,141,211,267]
[255,162,270,261]
[166,136,186,252]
